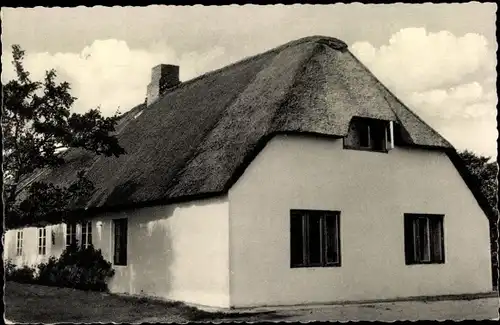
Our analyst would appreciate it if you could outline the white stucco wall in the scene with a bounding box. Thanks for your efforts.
[4,197,230,308]
[4,224,66,267]
[228,134,492,307]
[91,197,230,308]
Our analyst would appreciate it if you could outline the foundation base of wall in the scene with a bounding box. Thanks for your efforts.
[226,291,499,312]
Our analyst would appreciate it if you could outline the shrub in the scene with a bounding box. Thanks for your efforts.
[5,259,17,278]
[36,242,115,291]
[36,256,59,285]
[5,259,36,283]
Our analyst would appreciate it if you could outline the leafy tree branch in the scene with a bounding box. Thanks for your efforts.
[3,45,125,229]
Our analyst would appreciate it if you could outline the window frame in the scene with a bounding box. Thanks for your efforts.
[113,218,128,266]
[343,117,393,153]
[38,228,47,255]
[16,230,23,256]
[290,209,341,268]
[81,221,93,249]
[66,222,78,248]
[404,213,445,265]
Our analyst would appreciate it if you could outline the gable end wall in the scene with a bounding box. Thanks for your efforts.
[227,134,492,307]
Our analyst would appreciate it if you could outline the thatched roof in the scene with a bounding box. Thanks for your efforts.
[18,36,494,220]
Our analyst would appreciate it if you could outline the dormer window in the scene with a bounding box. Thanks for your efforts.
[344,117,394,152]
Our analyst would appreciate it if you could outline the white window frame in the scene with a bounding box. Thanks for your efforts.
[16,230,23,256]
[66,222,78,248]
[81,221,93,249]
[38,228,47,255]
[386,121,394,149]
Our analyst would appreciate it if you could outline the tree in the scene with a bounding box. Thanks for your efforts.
[2,45,126,229]
[458,150,499,288]
[458,150,498,212]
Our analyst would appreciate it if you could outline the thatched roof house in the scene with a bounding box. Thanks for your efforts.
[7,36,495,309]
[17,36,492,220]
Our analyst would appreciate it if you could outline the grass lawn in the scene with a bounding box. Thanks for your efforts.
[4,281,281,323]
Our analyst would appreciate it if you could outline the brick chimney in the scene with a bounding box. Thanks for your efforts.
[146,64,180,106]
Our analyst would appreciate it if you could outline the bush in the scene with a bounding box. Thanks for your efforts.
[5,259,36,283]
[36,242,115,291]
[5,259,17,277]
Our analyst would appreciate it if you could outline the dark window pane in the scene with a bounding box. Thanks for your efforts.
[370,121,386,151]
[120,221,128,264]
[430,218,443,262]
[386,123,392,143]
[325,214,339,264]
[412,218,420,262]
[290,213,304,266]
[307,213,322,265]
[417,218,430,262]
[114,219,128,265]
[359,124,370,147]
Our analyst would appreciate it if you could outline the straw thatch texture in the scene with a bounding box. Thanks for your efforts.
[20,36,473,216]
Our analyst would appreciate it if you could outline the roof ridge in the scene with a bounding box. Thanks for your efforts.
[152,36,348,103]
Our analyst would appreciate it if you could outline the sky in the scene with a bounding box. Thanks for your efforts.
[1,3,497,158]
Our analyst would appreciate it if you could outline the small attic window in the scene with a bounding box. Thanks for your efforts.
[344,117,394,153]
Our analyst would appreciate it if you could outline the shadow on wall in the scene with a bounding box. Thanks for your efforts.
[105,180,175,297]
[124,205,176,299]
[51,224,65,258]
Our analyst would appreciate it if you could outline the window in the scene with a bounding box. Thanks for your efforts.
[113,218,128,266]
[404,214,444,264]
[81,221,93,249]
[38,228,47,255]
[344,117,393,152]
[66,222,77,248]
[290,210,341,267]
[16,231,23,256]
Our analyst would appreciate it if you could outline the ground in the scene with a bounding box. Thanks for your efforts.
[238,298,500,322]
[4,282,499,323]
[3,282,281,323]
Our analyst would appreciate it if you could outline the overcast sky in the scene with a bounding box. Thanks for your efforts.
[1,3,497,158]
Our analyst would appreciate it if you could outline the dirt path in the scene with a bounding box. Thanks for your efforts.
[215,297,500,322]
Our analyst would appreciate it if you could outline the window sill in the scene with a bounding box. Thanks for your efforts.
[406,261,445,265]
[343,146,389,154]
[291,264,341,269]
